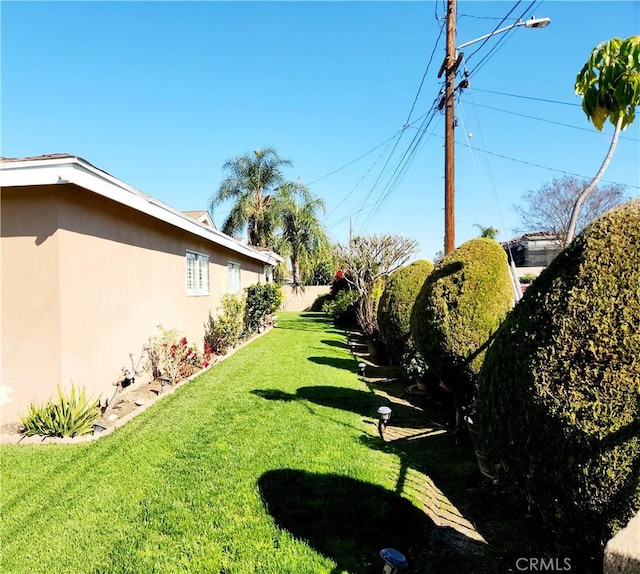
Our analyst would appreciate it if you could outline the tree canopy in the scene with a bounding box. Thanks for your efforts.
[514,175,626,244]
[274,182,328,287]
[565,36,640,245]
[210,147,291,247]
[335,234,418,338]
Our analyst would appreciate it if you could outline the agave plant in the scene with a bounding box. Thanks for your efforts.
[20,385,100,438]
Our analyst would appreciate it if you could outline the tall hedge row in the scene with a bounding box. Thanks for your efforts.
[410,238,513,406]
[476,199,640,552]
[377,259,433,363]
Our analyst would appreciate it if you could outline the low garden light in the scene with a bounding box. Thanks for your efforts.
[92,422,107,435]
[377,406,392,439]
[379,548,408,573]
[358,362,366,377]
[159,376,171,394]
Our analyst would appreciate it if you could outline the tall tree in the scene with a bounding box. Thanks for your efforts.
[335,234,418,339]
[210,147,292,247]
[566,36,640,246]
[514,175,626,244]
[275,182,328,287]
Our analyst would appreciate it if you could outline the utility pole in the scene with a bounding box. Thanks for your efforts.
[444,0,457,255]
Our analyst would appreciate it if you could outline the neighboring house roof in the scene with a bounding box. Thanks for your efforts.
[0,154,284,265]
[502,231,562,245]
[182,210,216,229]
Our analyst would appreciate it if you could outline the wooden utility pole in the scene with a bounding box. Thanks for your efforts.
[444,0,457,255]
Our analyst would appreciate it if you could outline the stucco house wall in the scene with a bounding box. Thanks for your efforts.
[0,155,280,425]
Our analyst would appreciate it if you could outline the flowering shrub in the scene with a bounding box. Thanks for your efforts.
[146,326,209,384]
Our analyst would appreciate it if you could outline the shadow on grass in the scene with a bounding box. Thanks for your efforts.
[308,356,358,372]
[252,386,429,429]
[258,469,434,573]
[320,339,348,349]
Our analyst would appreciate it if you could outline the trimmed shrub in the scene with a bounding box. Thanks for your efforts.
[377,259,433,363]
[310,292,333,312]
[244,283,283,333]
[204,294,246,354]
[410,238,512,408]
[476,199,640,553]
[323,289,358,328]
[20,385,100,437]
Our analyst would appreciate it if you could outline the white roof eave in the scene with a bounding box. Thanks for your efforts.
[0,156,283,265]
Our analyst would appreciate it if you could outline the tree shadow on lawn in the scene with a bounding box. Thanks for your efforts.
[308,355,359,372]
[252,386,428,430]
[359,426,599,572]
[320,339,349,349]
[258,468,445,573]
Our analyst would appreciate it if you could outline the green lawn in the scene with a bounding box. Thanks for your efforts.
[1,312,432,574]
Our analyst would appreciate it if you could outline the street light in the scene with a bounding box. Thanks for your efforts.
[456,17,551,51]
[440,3,551,255]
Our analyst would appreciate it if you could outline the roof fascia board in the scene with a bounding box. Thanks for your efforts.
[1,157,281,265]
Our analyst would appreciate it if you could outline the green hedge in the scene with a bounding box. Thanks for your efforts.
[476,199,640,552]
[377,260,433,363]
[410,238,512,407]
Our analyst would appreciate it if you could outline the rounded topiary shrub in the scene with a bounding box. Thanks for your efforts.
[476,199,640,553]
[410,238,513,407]
[377,259,433,363]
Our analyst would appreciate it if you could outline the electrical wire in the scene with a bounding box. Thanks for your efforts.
[460,99,640,142]
[465,1,541,78]
[462,0,524,63]
[468,87,581,107]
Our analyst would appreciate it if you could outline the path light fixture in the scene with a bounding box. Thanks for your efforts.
[159,376,171,394]
[93,422,107,435]
[358,362,366,377]
[377,405,392,434]
[380,548,408,573]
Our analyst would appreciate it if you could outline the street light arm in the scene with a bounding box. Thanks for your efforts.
[455,17,550,51]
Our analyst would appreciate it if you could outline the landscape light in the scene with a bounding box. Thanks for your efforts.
[380,548,408,573]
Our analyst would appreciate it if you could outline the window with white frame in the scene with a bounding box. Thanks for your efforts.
[227,261,241,294]
[186,250,209,296]
[264,264,273,283]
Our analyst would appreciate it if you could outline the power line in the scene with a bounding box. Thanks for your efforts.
[465,1,541,77]
[463,0,523,63]
[459,140,640,189]
[469,87,581,107]
[405,21,445,125]
[461,99,640,142]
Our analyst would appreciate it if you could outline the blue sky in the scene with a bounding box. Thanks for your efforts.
[2,1,639,260]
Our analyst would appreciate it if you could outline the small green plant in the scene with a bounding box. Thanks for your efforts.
[244,283,283,333]
[519,272,537,284]
[20,385,100,437]
[146,326,206,384]
[205,294,246,354]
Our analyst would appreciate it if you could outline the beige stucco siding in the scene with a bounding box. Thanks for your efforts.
[1,184,265,424]
[1,188,63,419]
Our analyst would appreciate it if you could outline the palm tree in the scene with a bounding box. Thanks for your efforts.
[275,182,328,287]
[210,147,292,247]
[566,36,640,246]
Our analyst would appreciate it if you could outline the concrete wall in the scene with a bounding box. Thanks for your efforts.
[281,285,330,311]
[604,511,640,573]
[1,184,266,424]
